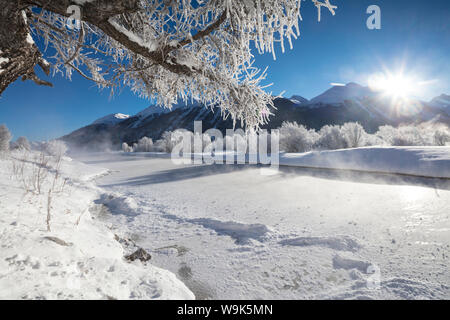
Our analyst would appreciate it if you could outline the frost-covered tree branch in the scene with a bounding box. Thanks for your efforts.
[0,0,337,128]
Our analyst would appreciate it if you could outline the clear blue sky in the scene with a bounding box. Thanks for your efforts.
[1,0,449,141]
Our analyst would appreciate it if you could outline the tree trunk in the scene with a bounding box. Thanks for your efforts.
[0,1,51,96]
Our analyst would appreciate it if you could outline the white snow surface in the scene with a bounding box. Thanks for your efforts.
[279,147,450,178]
[70,147,450,300]
[0,151,194,300]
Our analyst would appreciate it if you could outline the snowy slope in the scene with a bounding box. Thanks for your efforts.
[0,151,194,300]
[131,100,203,128]
[92,113,130,126]
[308,82,374,106]
[71,152,450,300]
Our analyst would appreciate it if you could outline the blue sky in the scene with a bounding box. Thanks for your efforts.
[1,0,449,141]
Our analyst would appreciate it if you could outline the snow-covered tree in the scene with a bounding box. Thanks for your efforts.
[341,122,366,148]
[122,142,133,153]
[45,140,68,158]
[134,136,154,152]
[13,136,31,151]
[279,121,318,153]
[0,0,337,129]
[434,128,450,146]
[315,125,348,150]
[154,131,181,153]
[375,124,450,147]
[0,124,12,153]
[375,125,396,146]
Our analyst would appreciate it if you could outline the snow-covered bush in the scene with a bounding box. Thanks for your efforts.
[134,137,154,152]
[122,142,133,153]
[376,125,427,146]
[315,125,348,150]
[11,136,31,151]
[375,125,397,146]
[434,128,450,146]
[44,140,68,158]
[364,133,385,147]
[0,124,12,153]
[154,131,178,153]
[375,124,450,146]
[279,122,319,153]
[341,122,367,148]
[392,126,428,146]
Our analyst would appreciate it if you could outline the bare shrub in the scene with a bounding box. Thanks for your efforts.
[0,124,12,154]
[44,140,68,160]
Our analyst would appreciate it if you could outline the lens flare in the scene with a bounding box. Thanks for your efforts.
[368,73,415,98]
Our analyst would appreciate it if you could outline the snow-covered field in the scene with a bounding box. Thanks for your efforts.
[0,151,194,300]
[1,147,449,300]
[72,147,450,300]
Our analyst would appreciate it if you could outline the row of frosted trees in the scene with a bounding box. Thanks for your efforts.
[122,122,450,154]
[0,124,67,156]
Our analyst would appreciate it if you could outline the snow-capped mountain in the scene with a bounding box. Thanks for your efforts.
[92,113,130,126]
[308,82,374,106]
[289,95,309,105]
[135,99,201,119]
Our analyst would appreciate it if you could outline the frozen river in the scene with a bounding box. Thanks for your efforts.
[76,152,450,299]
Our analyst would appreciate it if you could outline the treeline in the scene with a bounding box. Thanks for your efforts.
[121,122,450,154]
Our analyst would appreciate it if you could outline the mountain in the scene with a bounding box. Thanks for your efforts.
[61,83,450,151]
[92,113,130,126]
[289,95,309,105]
[308,82,374,106]
[429,94,450,115]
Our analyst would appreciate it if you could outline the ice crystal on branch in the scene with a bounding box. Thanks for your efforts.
[1,0,337,129]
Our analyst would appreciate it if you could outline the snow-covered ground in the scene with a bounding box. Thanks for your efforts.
[71,147,450,300]
[279,147,450,178]
[0,151,194,300]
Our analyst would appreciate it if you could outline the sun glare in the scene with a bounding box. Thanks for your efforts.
[368,73,416,98]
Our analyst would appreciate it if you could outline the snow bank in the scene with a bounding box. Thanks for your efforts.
[0,152,194,300]
[279,146,450,178]
[124,146,450,178]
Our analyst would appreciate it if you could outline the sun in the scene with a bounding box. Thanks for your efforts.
[368,72,416,99]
